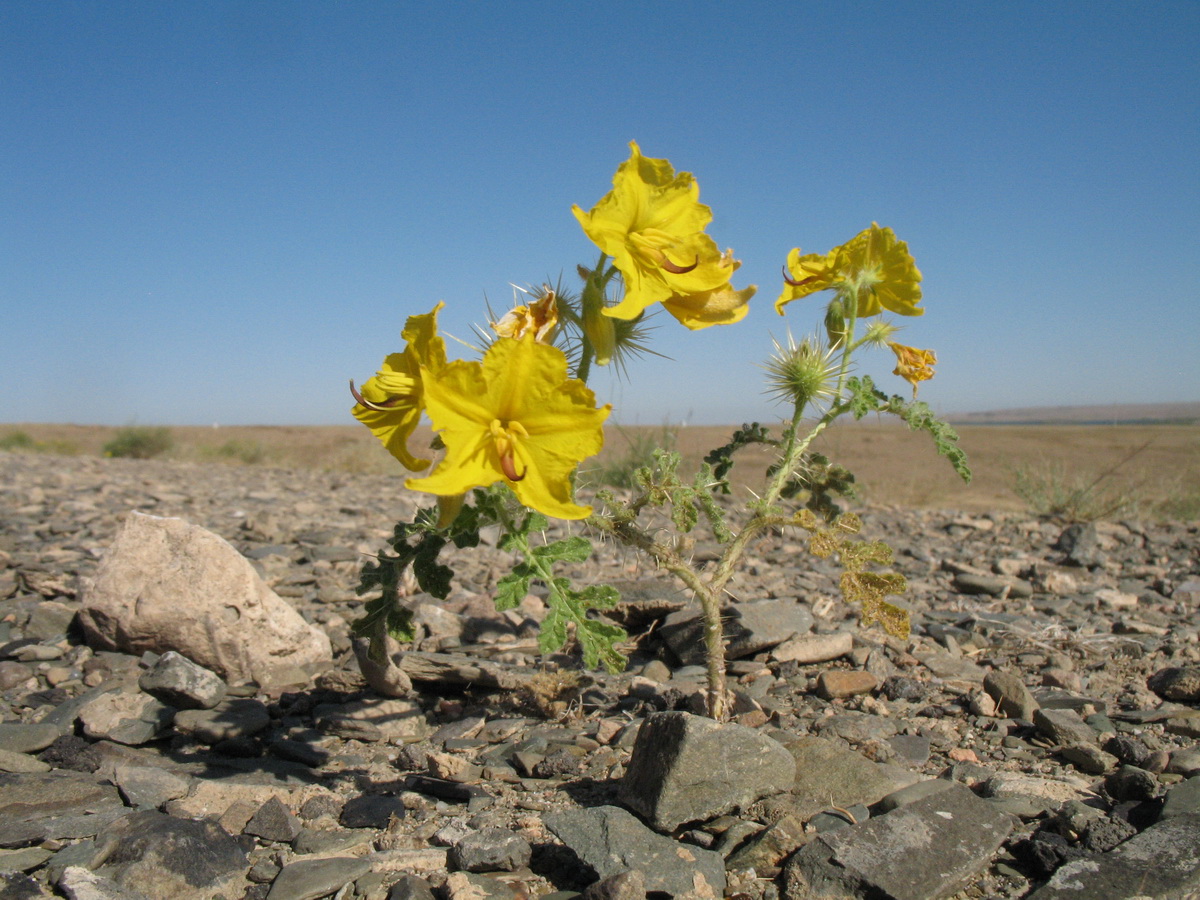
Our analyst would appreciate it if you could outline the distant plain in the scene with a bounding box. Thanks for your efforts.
[4,407,1197,519]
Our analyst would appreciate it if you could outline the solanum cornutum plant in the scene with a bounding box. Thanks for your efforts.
[350,142,970,720]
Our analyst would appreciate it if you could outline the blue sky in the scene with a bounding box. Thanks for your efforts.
[3,1,1198,426]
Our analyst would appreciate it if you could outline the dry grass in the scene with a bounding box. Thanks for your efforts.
[3,420,1198,518]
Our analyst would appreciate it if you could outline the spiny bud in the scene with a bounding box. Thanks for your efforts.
[763,333,839,411]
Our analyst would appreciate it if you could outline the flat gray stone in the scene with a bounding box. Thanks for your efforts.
[0,723,62,755]
[783,782,1013,900]
[785,735,919,820]
[265,856,372,900]
[0,772,126,848]
[544,805,725,899]
[618,711,795,831]
[0,749,51,774]
[1027,814,1200,899]
[1034,707,1097,746]
[111,764,191,809]
[173,697,270,744]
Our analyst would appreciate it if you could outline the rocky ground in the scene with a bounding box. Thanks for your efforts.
[1,450,1199,900]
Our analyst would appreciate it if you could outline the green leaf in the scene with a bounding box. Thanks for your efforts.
[494,568,533,611]
[534,535,593,564]
[846,376,888,419]
[413,535,453,599]
[576,583,622,610]
[887,396,973,484]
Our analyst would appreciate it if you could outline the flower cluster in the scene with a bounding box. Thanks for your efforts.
[351,144,967,717]
[352,300,610,520]
[354,144,946,523]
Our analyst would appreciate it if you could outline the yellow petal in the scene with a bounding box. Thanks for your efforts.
[662,283,756,330]
[351,302,447,472]
[775,248,838,314]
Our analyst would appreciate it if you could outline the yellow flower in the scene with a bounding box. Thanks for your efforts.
[407,336,611,520]
[492,289,559,343]
[888,342,937,397]
[777,223,923,318]
[573,142,742,324]
[775,248,838,314]
[351,302,446,471]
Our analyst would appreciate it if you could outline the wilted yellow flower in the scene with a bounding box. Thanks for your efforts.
[492,289,559,343]
[888,342,937,397]
[777,223,923,318]
[573,142,745,325]
[407,336,611,520]
[351,302,446,471]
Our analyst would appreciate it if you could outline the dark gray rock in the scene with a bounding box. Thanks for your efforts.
[1082,815,1137,852]
[339,793,408,829]
[618,711,795,831]
[782,782,1013,900]
[265,856,371,900]
[387,873,438,900]
[1104,765,1160,802]
[138,650,227,710]
[1148,665,1200,702]
[35,735,100,773]
[244,795,302,842]
[449,828,532,872]
[1027,814,1200,899]
[0,871,52,899]
[90,810,247,900]
[1159,775,1200,819]
[1056,522,1103,567]
[544,805,725,899]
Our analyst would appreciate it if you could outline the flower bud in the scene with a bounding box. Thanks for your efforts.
[824,298,847,347]
[583,297,616,366]
[436,493,467,529]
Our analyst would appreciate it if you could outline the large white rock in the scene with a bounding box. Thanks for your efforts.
[79,512,331,686]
